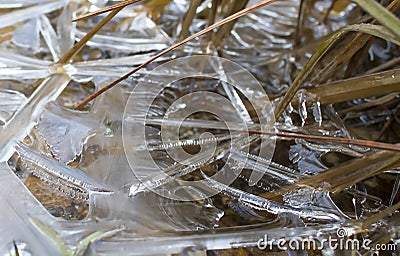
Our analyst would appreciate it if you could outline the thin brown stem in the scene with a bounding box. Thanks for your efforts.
[338,93,399,116]
[74,0,279,109]
[206,0,220,42]
[376,107,400,141]
[362,200,400,229]
[58,7,124,65]
[73,0,142,22]
[212,0,249,47]
[366,56,400,74]
[179,0,202,40]
[245,130,400,152]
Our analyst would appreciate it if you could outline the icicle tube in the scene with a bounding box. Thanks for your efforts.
[0,74,70,162]
[129,135,258,197]
[16,142,114,200]
[200,172,345,222]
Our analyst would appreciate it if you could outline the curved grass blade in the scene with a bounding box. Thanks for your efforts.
[352,0,400,39]
[274,23,400,119]
[73,227,124,256]
[30,217,72,256]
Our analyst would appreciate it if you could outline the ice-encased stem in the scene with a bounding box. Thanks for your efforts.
[200,172,344,222]
[0,73,70,162]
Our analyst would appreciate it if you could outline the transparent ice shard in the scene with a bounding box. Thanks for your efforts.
[0,0,57,8]
[37,102,105,164]
[230,150,303,191]
[297,90,309,127]
[0,88,27,126]
[56,2,74,58]
[312,101,322,126]
[0,74,70,162]
[143,133,236,152]
[296,139,365,158]
[345,187,386,216]
[0,162,62,255]
[0,51,52,69]
[90,189,224,232]
[12,18,41,52]
[283,187,348,219]
[0,160,129,255]
[154,187,225,230]
[76,119,136,188]
[88,222,358,255]
[138,117,259,131]
[0,1,67,29]
[39,15,61,62]
[228,200,269,221]
[75,12,171,53]
[390,174,400,206]
[289,143,328,174]
[129,136,242,197]
[209,57,253,124]
[0,67,51,80]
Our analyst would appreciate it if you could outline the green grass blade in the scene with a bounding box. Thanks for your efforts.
[30,217,72,256]
[73,227,124,256]
[13,241,19,256]
[352,0,400,39]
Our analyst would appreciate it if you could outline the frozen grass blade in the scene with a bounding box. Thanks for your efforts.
[75,0,279,109]
[310,0,400,85]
